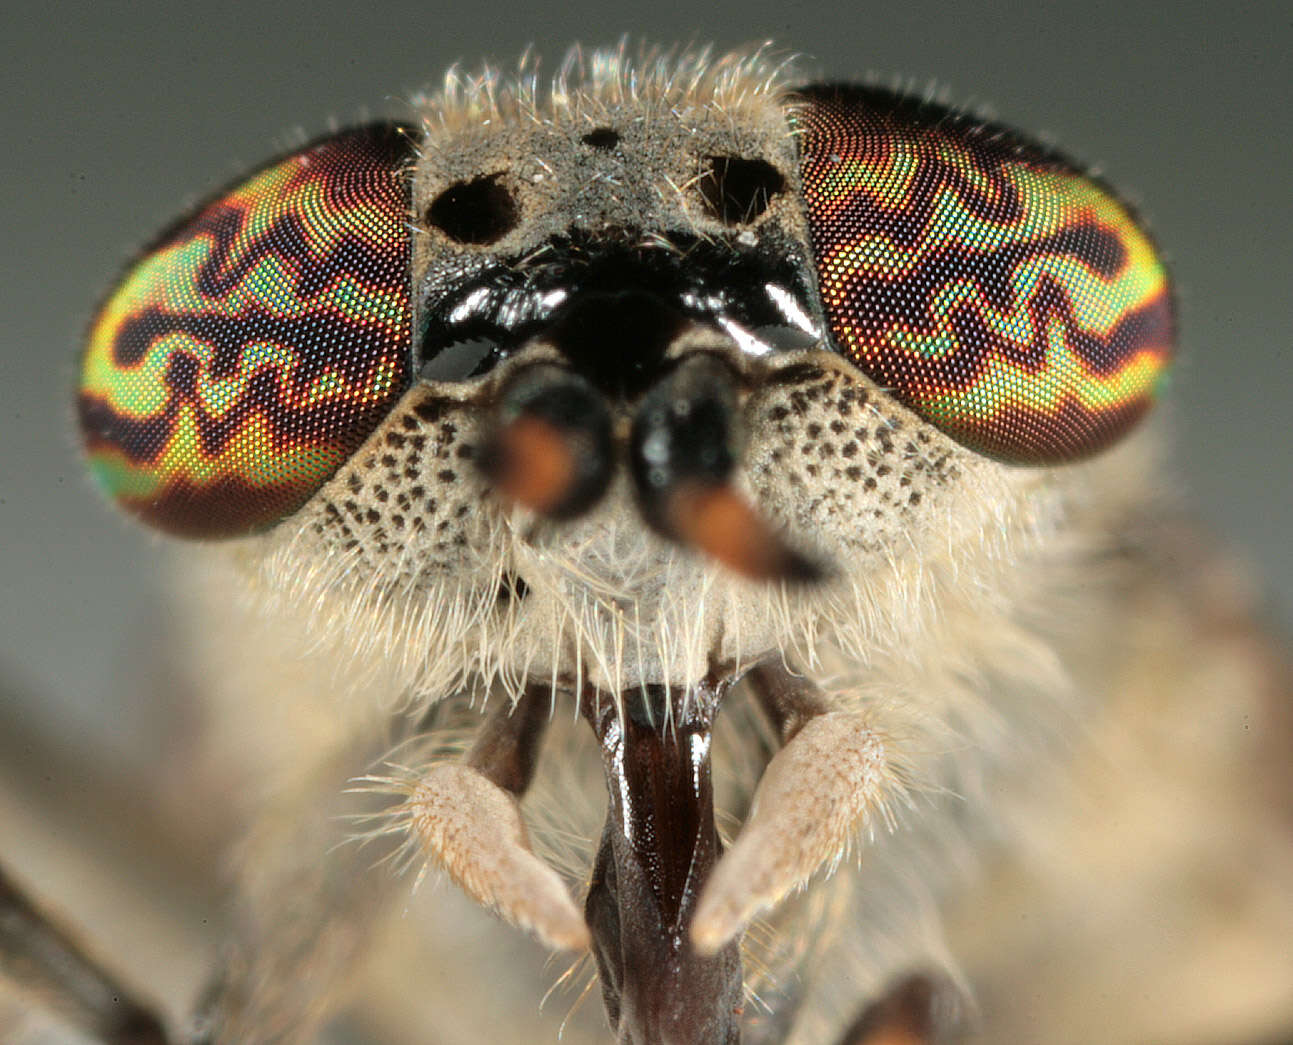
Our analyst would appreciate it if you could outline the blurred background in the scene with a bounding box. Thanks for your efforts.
[0,0,1289,1035]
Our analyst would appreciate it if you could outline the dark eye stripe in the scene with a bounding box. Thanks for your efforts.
[79,124,415,538]
[794,85,1175,464]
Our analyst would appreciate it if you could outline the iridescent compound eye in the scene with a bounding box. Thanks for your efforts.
[794,86,1175,463]
[78,125,415,538]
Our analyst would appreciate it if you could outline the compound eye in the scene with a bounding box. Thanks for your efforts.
[794,87,1174,464]
[79,125,415,538]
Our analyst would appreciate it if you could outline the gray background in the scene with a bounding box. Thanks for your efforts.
[2,1,1290,751]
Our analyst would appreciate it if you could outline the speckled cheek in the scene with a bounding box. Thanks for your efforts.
[744,361,970,562]
[289,382,499,588]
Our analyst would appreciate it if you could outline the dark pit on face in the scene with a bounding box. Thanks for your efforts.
[426,174,518,245]
[698,155,785,225]
[582,127,621,150]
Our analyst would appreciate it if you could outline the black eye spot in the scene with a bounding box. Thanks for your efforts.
[582,127,621,150]
[426,174,517,245]
[698,155,785,225]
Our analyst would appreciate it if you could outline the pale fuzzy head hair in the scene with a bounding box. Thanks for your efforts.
[413,41,802,137]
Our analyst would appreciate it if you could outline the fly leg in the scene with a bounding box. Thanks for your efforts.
[836,973,964,1045]
[0,861,170,1044]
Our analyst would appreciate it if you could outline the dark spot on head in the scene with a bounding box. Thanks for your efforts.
[582,127,620,150]
[698,155,785,224]
[426,174,517,245]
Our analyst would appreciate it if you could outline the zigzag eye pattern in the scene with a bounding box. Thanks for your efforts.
[794,86,1175,463]
[79,124,415,538]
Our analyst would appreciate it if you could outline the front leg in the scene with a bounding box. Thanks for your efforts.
[0,861,170,1045]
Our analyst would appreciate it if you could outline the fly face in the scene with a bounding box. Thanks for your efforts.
[72,46,1180,1045]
